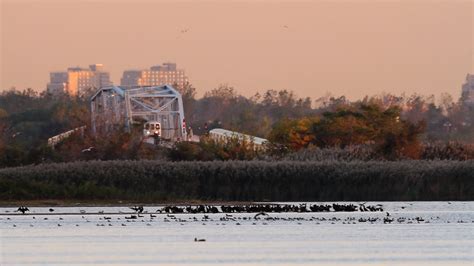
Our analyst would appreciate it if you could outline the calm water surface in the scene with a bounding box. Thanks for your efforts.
[0,202,473,265]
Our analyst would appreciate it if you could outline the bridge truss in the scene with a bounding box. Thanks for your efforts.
[90,85,186,141]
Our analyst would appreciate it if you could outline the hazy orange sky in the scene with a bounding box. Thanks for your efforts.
[1,0,473,100]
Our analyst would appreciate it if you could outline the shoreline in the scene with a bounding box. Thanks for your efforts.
[0,199,469,208]
[0,199,258,208]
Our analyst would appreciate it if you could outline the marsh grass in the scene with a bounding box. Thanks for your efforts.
[0,160,472,201]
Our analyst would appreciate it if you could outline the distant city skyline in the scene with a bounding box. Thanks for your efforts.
[1,0,473,100]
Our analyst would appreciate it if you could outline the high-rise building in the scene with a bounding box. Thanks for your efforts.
[47,64,112,96]
[47,72,68,94]
[120,70,142,87]
[120,63,188,89]
[461,74,474,106]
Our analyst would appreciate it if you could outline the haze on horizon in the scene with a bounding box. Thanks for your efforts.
[1,0,473,100]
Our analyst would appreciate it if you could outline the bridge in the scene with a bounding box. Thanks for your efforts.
[90,85,187,141]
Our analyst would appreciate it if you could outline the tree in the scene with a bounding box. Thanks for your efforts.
[268,101,426,159]
[268,117,317,150]
[177,82,197,124]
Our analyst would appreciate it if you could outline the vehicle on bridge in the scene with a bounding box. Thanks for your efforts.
[143,121,161,142]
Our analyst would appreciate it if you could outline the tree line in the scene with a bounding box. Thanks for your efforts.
[1,85,474,167]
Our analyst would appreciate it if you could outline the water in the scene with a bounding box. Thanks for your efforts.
[1,202,473,265]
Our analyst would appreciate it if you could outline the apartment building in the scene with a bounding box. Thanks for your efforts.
[47,64,112,96]
[120,63,188,89]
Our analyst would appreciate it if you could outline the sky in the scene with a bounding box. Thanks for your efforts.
[1,0,473,100]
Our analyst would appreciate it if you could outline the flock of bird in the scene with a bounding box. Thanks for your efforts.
[2,204,471,230]
[3,210,468,229]
[15,203,385,216]
[3,203,471,245]
[159,203,384,214]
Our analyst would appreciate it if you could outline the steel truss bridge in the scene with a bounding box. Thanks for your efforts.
[90,85,187,141]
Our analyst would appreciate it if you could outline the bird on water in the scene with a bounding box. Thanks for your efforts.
[17,206,29,214]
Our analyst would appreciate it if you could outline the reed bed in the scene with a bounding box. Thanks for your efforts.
[0,160,472,201]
